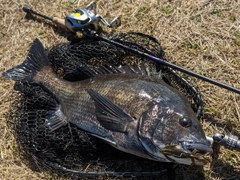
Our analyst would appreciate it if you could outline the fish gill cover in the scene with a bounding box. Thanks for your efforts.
[6,32,203,179]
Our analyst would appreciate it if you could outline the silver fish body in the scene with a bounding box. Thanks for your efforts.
[2,38,212,165]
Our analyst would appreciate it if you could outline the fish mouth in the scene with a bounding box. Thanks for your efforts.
[160,141,213,166]
[180,141,213,154]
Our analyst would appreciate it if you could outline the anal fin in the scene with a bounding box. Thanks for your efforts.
[45,105,68,132]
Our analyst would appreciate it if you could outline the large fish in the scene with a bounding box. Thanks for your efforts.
[2,38,212,166]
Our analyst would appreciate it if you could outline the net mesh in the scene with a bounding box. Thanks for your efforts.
[6,32,203,179]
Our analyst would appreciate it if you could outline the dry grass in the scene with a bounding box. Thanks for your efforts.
[0,0,240,179]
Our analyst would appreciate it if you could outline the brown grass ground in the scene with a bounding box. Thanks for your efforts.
[0,0,240,179]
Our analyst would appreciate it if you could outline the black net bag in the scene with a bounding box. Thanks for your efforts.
[6,32,203,179]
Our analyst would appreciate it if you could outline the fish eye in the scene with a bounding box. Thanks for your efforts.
[179,117,192,128]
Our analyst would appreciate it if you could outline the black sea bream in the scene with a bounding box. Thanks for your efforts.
[2,39,212,165]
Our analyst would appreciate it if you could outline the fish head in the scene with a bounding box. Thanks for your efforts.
[138,101,212,166]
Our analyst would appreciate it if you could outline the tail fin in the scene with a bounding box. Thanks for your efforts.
[2,38,50,82]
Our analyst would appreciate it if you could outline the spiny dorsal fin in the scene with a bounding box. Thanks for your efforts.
[63,64,158,81]
[97,65,118,74]
[63,65,98,81]
[108,64,155,76]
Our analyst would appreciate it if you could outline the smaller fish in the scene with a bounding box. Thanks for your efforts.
[2,38,212,166]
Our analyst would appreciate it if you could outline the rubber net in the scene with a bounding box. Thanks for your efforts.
[6,32,202,179]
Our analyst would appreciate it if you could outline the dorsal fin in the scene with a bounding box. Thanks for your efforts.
[63,65,98,81]
[63,64,157,82]
[113,64,155,76]
[97,65,118,74]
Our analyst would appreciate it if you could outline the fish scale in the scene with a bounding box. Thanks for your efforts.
[56,74,162,133]
[2,38,212,166]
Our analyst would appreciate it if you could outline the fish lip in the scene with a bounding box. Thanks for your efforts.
[179,141,213,154]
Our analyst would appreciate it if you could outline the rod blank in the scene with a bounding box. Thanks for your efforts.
[96,35,240,94]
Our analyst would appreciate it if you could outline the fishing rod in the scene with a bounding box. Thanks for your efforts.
[95,34,240,94]
[22,1,240,151]
[22,2,240,95]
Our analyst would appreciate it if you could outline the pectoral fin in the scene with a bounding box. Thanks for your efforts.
[87,89,135,133]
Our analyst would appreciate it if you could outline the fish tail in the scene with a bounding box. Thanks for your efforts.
[2,38,51,83]
[3,38,68,131]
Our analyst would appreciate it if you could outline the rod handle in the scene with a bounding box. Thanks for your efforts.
[52,17,66,28]
[22,6,33,13]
